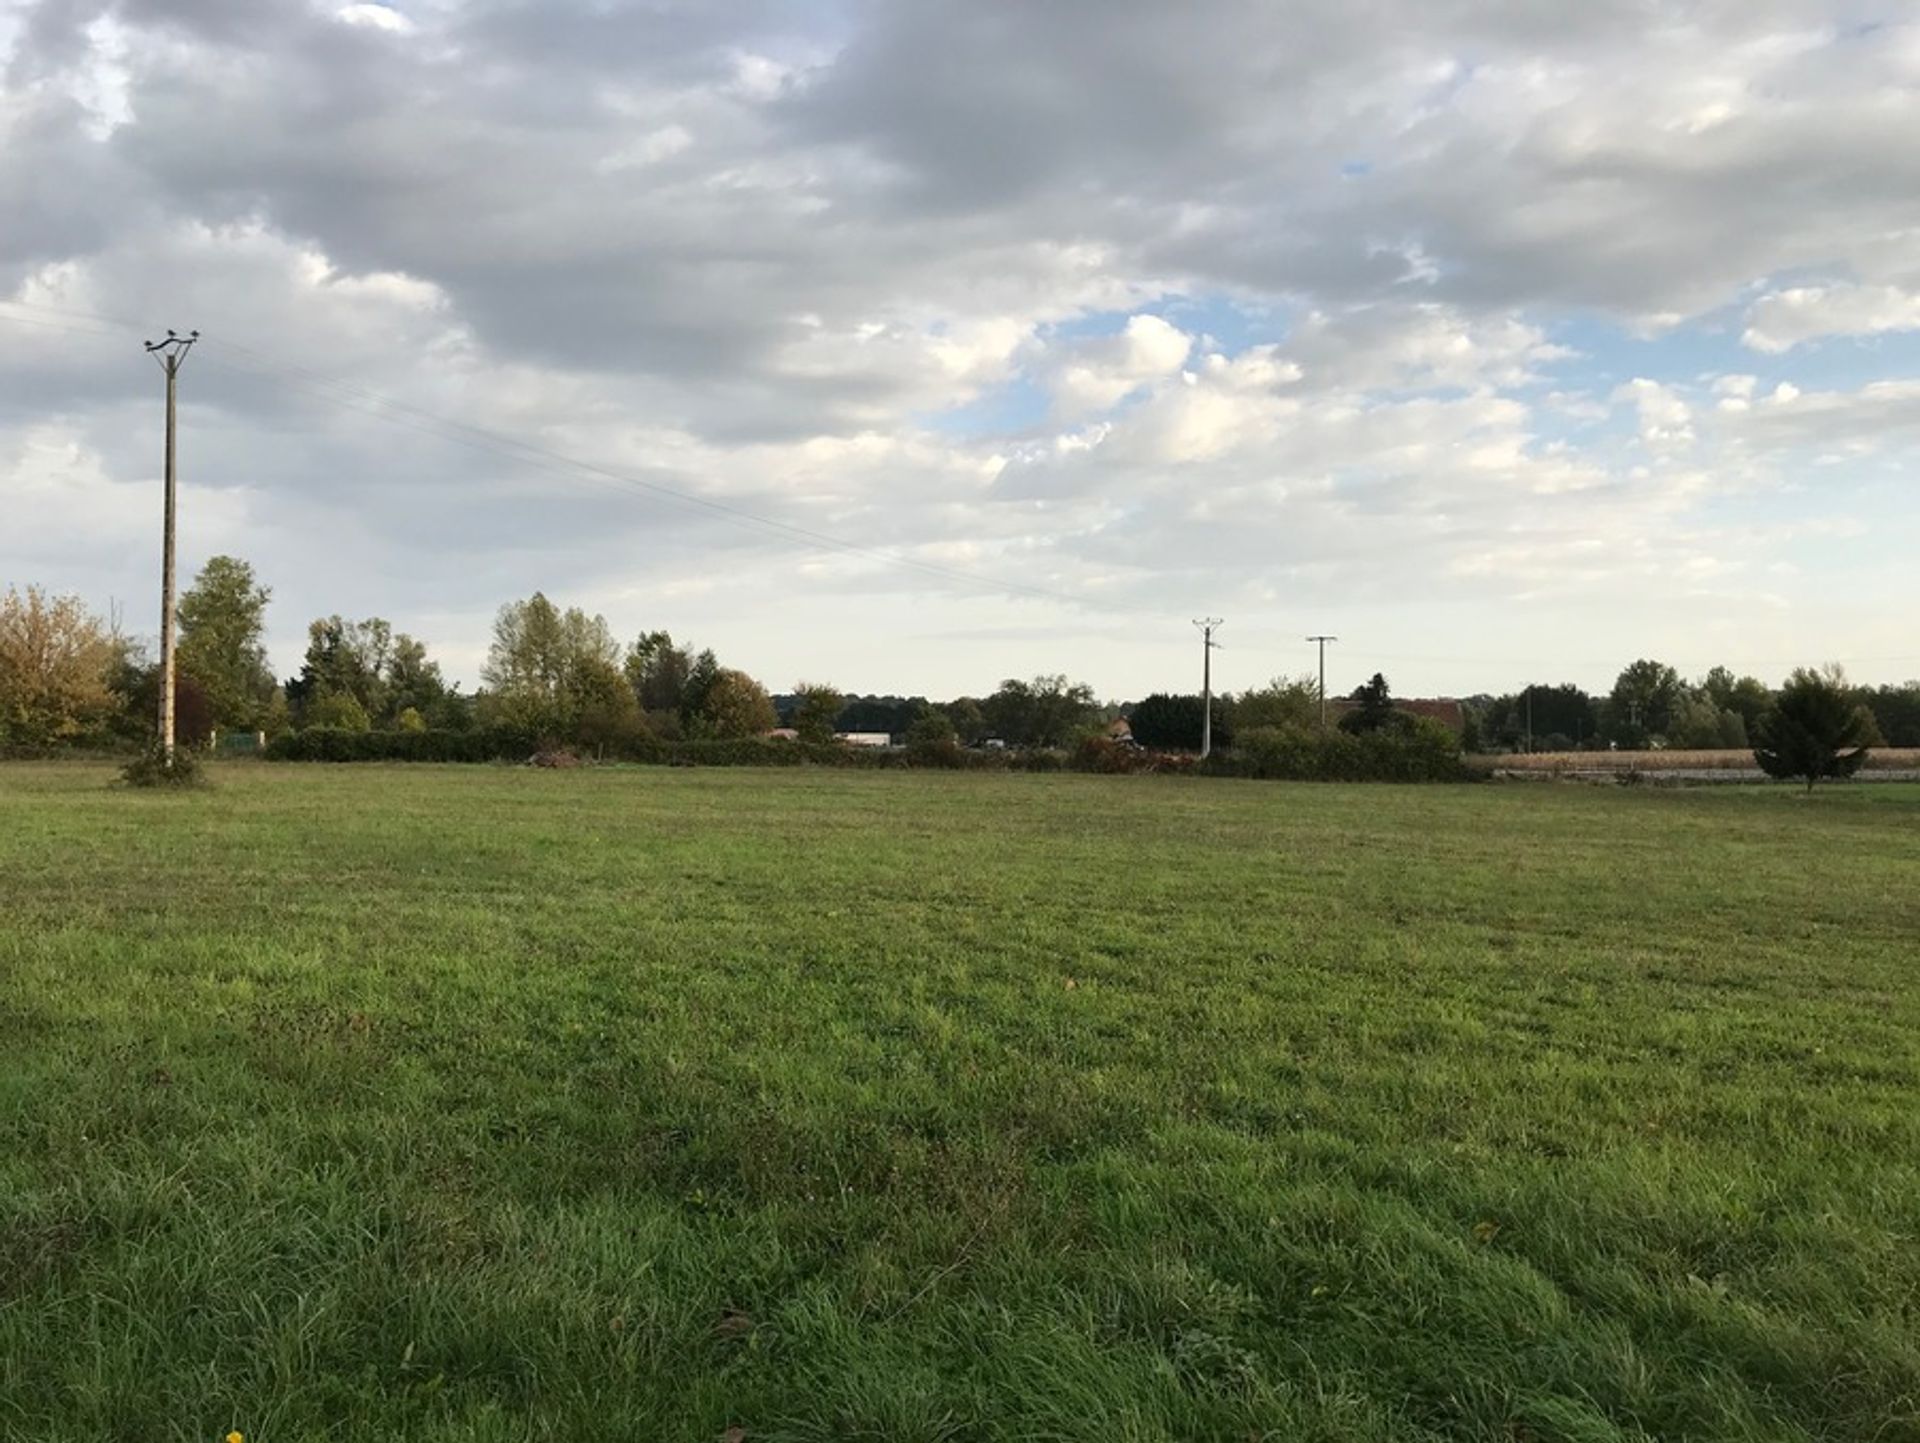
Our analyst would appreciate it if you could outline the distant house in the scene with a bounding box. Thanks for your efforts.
[1328,698,1466,735]
[766,727,801,741]
[835,731,893,748]
[1106,717,1133,741]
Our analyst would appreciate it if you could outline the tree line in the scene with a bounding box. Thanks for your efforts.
[1461,658,1920,752]
[4,559,1915,786]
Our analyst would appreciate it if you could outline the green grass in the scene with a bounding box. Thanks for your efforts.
[3,763,1918,1443]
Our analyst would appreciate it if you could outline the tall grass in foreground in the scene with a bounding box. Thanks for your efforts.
[2,764,1918,1441]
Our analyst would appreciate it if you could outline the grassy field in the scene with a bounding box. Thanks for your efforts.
[3,763,1918,1443]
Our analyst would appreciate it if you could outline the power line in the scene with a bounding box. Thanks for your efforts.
[0,297,1155,618]
[200,341,1140,614]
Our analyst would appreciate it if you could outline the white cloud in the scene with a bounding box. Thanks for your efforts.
[1612,379,1695,448]
[336,5,414,35]
[1743,282,1920,352]
[1051,314,1192,417]
[4,2,1920,697]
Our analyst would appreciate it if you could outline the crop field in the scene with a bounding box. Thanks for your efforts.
[3,762,1919,1443]
[1483,748,1920,774]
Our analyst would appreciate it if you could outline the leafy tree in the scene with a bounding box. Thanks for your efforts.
[625,631,698,714]
[482,593,626,740]
[395,706,428,733]
[981,675,1096,747]
[574,657,646,755]
[905,709,956,744]
[699,668,778,738]
[384,633,449,722]
[1701,666,1774,734]
[1753,667,1876,792]
[1232,675,1319,733]
[1668,691,1748,749]
[904,709,964,766]
[175,556,275,728]
[306,692,372,732]
[1603,659,1683,747]
[1128,692,1230,751]
[104,633,156,742]
[835,695,931,736]
[1338,673,1400,735]
[680,647,722,729]
[939,696,987,745]
[262,686,293,738]
[1859,682,1920,747]
[791,682,846,742]
[0,586,116,743]
[290,618,450,730]
[1485,683,1600,751]
[288,616,391,721]
[116,664,216,747]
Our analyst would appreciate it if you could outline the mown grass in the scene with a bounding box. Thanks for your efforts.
[3,762,1918,1443]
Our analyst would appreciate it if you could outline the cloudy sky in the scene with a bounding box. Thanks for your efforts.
[5,0,1919,701]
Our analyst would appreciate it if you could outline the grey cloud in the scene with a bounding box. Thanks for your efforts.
[6,0,1920,696]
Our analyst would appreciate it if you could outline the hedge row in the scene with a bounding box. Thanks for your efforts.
[262,720,1474,781]
[265,726,542,763]
[1201,720,1475,782]
[262,728,1073,770]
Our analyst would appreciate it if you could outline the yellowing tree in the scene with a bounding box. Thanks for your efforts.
[701,668,778,738]
[0,587,116,744]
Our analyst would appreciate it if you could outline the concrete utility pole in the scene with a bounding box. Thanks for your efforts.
[145,329,198,764]
[1307,635,1338,728]
[1193,618,1223,759]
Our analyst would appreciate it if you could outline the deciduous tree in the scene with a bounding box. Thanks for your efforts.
[483,593,626,741]
[176,557,275,728]
[982,675,1096,747]
[1604,659,1682,747]
[790,682,845,742]
[1232,675,1319,733]
[0,586,115,744]
[699,668,778,738]
[1127,693,1229,751]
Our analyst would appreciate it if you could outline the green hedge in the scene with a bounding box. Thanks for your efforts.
[264,729,912,767]
[265,727,540,763]
[261,722,1474,781]
[1202,720,1474,782]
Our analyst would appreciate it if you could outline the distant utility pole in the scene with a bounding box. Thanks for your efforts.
[145,329,198,764]
[1193,618,1223,759]
[1307,635,1338,728]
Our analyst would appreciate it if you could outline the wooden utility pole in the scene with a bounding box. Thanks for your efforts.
[1193,618,1223,758]
[145,330,198,764]
[1307,635,1338,727]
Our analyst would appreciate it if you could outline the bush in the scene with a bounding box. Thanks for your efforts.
[1208,720,1472,782]
[1071,736,1198,775]
[305,693,372,732]
[266,725,541,763]
[119,743,209,789]
[1009,747,1066,772]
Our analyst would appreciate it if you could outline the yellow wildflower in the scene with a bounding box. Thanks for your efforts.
[227,1431,244,1443]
